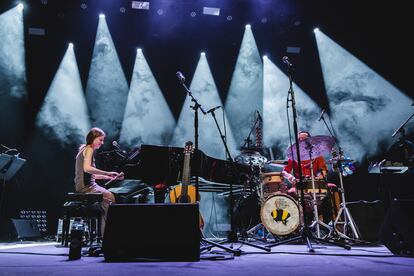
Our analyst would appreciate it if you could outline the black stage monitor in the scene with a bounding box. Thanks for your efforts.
[103,203,200,261]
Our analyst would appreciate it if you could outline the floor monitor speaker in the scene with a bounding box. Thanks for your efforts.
[103,203,200,261]
[379,199,414,256]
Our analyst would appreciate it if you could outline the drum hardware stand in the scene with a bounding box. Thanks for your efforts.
[306,146,334,239]
[331,153,361,241]
[266,57,350,252]
[318,111,361,242]
[177,72,243,255]
[246,222,274,242]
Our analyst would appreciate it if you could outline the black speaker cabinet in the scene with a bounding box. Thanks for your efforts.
[379,199,414,256]
[103,203,200,261]
[346,200,386,242]
[5,219,41,240]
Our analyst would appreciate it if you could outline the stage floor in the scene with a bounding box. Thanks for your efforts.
[0,240,413,275]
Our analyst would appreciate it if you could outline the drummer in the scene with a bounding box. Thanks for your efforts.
[281,130,329,194]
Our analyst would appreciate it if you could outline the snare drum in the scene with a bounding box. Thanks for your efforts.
[261,172,287,198]
[303,178,328,197]
[260,193,301,236]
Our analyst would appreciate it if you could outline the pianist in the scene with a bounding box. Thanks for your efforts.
[74,127,122,236]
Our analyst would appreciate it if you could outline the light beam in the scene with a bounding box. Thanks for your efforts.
[172,54,238,159]
[119,48,175,147]
[0,6,27,147]
[315,30,413,162]
[85,15,129,143]
[36,45,90,146]
[225,25,263,147]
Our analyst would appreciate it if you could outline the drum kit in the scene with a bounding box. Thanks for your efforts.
[236,135,359,242]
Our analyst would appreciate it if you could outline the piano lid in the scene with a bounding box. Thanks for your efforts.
[122,144,249,187]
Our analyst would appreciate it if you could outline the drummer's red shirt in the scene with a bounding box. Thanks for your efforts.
[284,156,327,178]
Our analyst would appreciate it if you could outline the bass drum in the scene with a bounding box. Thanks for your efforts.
[260,193,301,236]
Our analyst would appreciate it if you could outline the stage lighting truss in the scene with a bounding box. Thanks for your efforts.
[131,1,150,10]
[203,7,220,16]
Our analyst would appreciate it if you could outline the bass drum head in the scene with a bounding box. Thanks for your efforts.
[260,193,300,236]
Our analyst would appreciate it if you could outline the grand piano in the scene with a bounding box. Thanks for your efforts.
[101,144,253,197]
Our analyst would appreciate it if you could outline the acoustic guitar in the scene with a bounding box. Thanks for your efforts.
[169,141,204,230]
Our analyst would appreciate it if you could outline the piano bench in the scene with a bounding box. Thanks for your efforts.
[61,193,103,247]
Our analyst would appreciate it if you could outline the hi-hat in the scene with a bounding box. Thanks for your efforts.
[267,160,288,165]
[235,151,267,166]
[286,135,336,160]
[327,158,354,164]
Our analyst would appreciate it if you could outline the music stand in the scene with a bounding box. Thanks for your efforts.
[0,153,26,181]
[0,153,26,223]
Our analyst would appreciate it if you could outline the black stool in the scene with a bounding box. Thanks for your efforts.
[61,193,103,247]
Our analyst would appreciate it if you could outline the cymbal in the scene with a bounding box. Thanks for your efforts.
[327,158,354,164]
[286,135,336,160]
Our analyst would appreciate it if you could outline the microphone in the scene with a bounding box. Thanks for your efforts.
[206,106,221,114]
[176,71,185,83]
[318,109,325,121]
[112,141,126,153]
[282,56,292,67]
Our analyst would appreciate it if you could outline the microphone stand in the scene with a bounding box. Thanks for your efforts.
[177,75,240,255]
[266,61,350,252]
[200,109,270,253]
[391,110,414,138]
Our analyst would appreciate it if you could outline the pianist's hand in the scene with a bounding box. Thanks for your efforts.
[116,172,125,180]
[106,171,119,178]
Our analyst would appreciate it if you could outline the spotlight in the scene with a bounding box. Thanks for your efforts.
[261,17,268,24]
[313,27,319,33]
[293,20,301,26]
[245,24,251,29]
[17,3,24,11]
[41,0,48,5]
[68,43,74,48]
[120,7,126,13]
[80,3,87,10]
[137,48,142,52]
[99,14,105,19]
[226,15,232,21]
[190,11,197,18]
[201,52,206,56]
[263,55,268,60]
[157,9,164,15]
